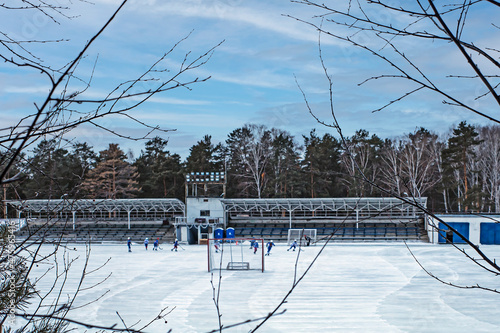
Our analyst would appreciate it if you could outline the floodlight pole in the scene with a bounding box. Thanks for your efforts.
[356,209,359,229]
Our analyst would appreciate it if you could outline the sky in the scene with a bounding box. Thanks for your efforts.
[2,0,498,160]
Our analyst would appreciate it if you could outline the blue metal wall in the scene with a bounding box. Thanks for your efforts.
[480,223,500,244]
[438,222,470,244]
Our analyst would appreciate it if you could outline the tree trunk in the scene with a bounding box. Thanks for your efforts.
[463,147,468,212]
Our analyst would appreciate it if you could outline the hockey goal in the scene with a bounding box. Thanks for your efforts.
[287,229,317,246]
[207,238,264,272]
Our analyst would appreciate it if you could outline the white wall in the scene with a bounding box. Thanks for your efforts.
[184,197,225,242]
[185,197,224,223]
[427,214,500,244]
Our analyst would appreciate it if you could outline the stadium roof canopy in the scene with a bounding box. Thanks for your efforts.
[7,198,185,215]
[220,197,427,220]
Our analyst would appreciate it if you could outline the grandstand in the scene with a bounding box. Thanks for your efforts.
[8,199,184,244]
[221,197,428,243]
[8,197,428,244]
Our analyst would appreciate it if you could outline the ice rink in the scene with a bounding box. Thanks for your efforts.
[19,242,500,332]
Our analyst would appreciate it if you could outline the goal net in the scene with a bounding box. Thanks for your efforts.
[207,238,264,272]
[287,229,317,246]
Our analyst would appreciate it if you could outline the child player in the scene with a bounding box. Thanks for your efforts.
[171,239,179,252]
[253,239,259,254]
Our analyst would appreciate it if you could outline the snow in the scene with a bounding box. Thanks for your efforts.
[16,243,500,332]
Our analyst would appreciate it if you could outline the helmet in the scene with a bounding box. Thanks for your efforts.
[271,240,273,243]
[128,237,130,239]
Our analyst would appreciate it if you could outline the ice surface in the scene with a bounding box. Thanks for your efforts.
[16,243,500,332]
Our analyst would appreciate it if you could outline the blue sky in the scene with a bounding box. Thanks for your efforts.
[2,0,497,160]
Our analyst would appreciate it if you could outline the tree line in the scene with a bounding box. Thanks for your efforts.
[3,121,499,213]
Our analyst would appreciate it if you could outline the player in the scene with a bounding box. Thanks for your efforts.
[253,239,259,254]
[265,240,275,256]
[214,240,220,253]
[144,238,149,250]
[153,238,159,251]
[171,239,179,252]
[287,240,297,251]
[127,237,132,252]
[304,235,311,246]
[249,239,256,249]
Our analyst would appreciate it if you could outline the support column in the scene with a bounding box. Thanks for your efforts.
[72,211,76,231]
[127,210,131,230]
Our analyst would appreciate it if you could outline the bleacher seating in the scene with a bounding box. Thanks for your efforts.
[15,220,175,244]
[227,219,428,242]
[15,217,428,244]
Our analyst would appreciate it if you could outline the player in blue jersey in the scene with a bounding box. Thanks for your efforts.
[265,240,275,256]
[287,240,297,251]
[171,239,179,252]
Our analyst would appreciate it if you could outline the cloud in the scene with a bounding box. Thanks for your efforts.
[4,86,50,94]
[126,0,338,45]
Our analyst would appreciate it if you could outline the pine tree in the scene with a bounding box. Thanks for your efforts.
[135,137,184,198]
[302,130,343,198]
[265,129,303,198]
[442,121,483,212]
[22,139,76,199]
[185,135,225,172]
[82,143,140,199]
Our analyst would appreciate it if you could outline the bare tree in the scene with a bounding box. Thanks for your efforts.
[290,0,500,295]
[400,128,442,198]
[1,0,220,331]
[339,130,382,197]
[379,137,404,195]
[1,0,221,189]
[476,125,500,212]
[226,124,273,198]
[428,131,449,212]
[290,0,500,122]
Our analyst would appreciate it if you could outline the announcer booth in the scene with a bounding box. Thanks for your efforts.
[174,196,225,245]
[427,214,500,245]
[176,171,226,244]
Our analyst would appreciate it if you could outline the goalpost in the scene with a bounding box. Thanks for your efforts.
[287,229,317,246]
[207,238,264,272]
